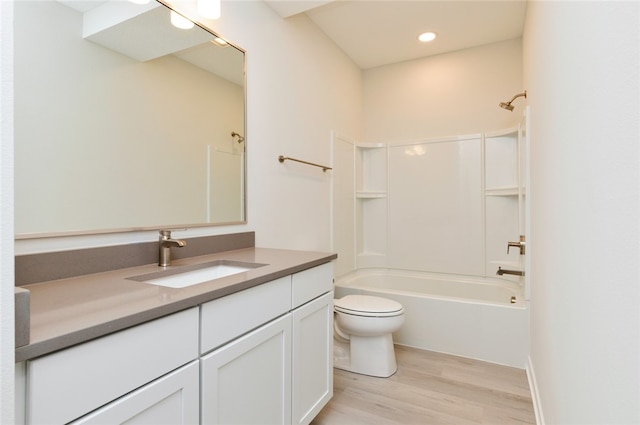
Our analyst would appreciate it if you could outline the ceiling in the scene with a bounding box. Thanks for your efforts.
[60,0,528,71]
[265,0,528,69]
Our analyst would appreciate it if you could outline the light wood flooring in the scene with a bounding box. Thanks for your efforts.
[312,345,536,425]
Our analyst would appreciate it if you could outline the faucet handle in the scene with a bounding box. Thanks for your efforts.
[507,235,526,255]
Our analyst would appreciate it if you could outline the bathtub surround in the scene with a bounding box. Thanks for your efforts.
[333,127,526,281]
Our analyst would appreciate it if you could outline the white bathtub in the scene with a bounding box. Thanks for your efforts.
[334,269,529,368]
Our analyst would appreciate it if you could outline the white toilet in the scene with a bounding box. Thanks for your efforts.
[333,294,405,378]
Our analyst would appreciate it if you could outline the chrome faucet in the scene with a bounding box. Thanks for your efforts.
[158,230,186,267]
[496,267,524,277]
[507,235,526,255]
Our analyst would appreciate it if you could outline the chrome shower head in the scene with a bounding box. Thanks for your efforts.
[499,90,527,112]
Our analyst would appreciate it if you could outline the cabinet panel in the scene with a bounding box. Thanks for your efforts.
[71,360,199,425]
[200,276,291,353]
[291,263,333,309]
[201,314,292,425]
[292,292,333,425]
[27,308,199,425]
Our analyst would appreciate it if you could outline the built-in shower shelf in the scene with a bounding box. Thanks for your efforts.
[356,191,387,199]
[485,187,519,197]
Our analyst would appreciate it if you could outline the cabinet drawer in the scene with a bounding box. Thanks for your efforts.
[27,308,199,425]
[200,276,291,354]
[292,263,333,308]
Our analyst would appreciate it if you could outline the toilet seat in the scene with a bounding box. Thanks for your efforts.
[334,295,404,317]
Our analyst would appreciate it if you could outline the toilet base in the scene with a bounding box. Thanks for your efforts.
[333,334,398,378]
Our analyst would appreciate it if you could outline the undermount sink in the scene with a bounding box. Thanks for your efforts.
[128,260,267,289]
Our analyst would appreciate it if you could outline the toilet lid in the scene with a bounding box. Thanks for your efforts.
[334,295,403,317]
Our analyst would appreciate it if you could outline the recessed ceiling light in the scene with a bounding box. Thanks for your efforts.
[418,32,437,43]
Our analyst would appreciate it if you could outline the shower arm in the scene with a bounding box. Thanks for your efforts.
[231,131,245,143]
[506,91,527,105]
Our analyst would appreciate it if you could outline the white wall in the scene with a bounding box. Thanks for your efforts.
[364,38,523,142]
[524,2,640,424]
[0,0,15,422]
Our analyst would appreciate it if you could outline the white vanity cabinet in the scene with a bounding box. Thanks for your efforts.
[20,261,334,425]
[25,308,199,425]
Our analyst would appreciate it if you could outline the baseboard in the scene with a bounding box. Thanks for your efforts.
[526,356,545,425]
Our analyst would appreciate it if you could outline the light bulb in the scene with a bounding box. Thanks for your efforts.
[418,32,437,43]
[198,0,221,19]
[170,11,194,30]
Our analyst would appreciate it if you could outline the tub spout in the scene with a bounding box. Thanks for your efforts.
[496,267,524,277]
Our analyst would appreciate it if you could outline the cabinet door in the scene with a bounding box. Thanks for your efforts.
[201,314,292,425]
[71,360,199,425]
[292,292,334,425]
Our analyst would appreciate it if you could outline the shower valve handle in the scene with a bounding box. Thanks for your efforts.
[507,236,526,255]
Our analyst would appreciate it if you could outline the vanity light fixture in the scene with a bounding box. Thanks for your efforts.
[170,10,194,29]
[198,0,221,19]
[418,32,437,42]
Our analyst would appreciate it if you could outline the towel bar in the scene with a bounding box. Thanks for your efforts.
[278,155,332,172]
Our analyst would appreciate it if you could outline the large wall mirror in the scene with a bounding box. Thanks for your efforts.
[14,0,246,238]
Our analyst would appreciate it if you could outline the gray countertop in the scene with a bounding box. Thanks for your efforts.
[16,247,337,362]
